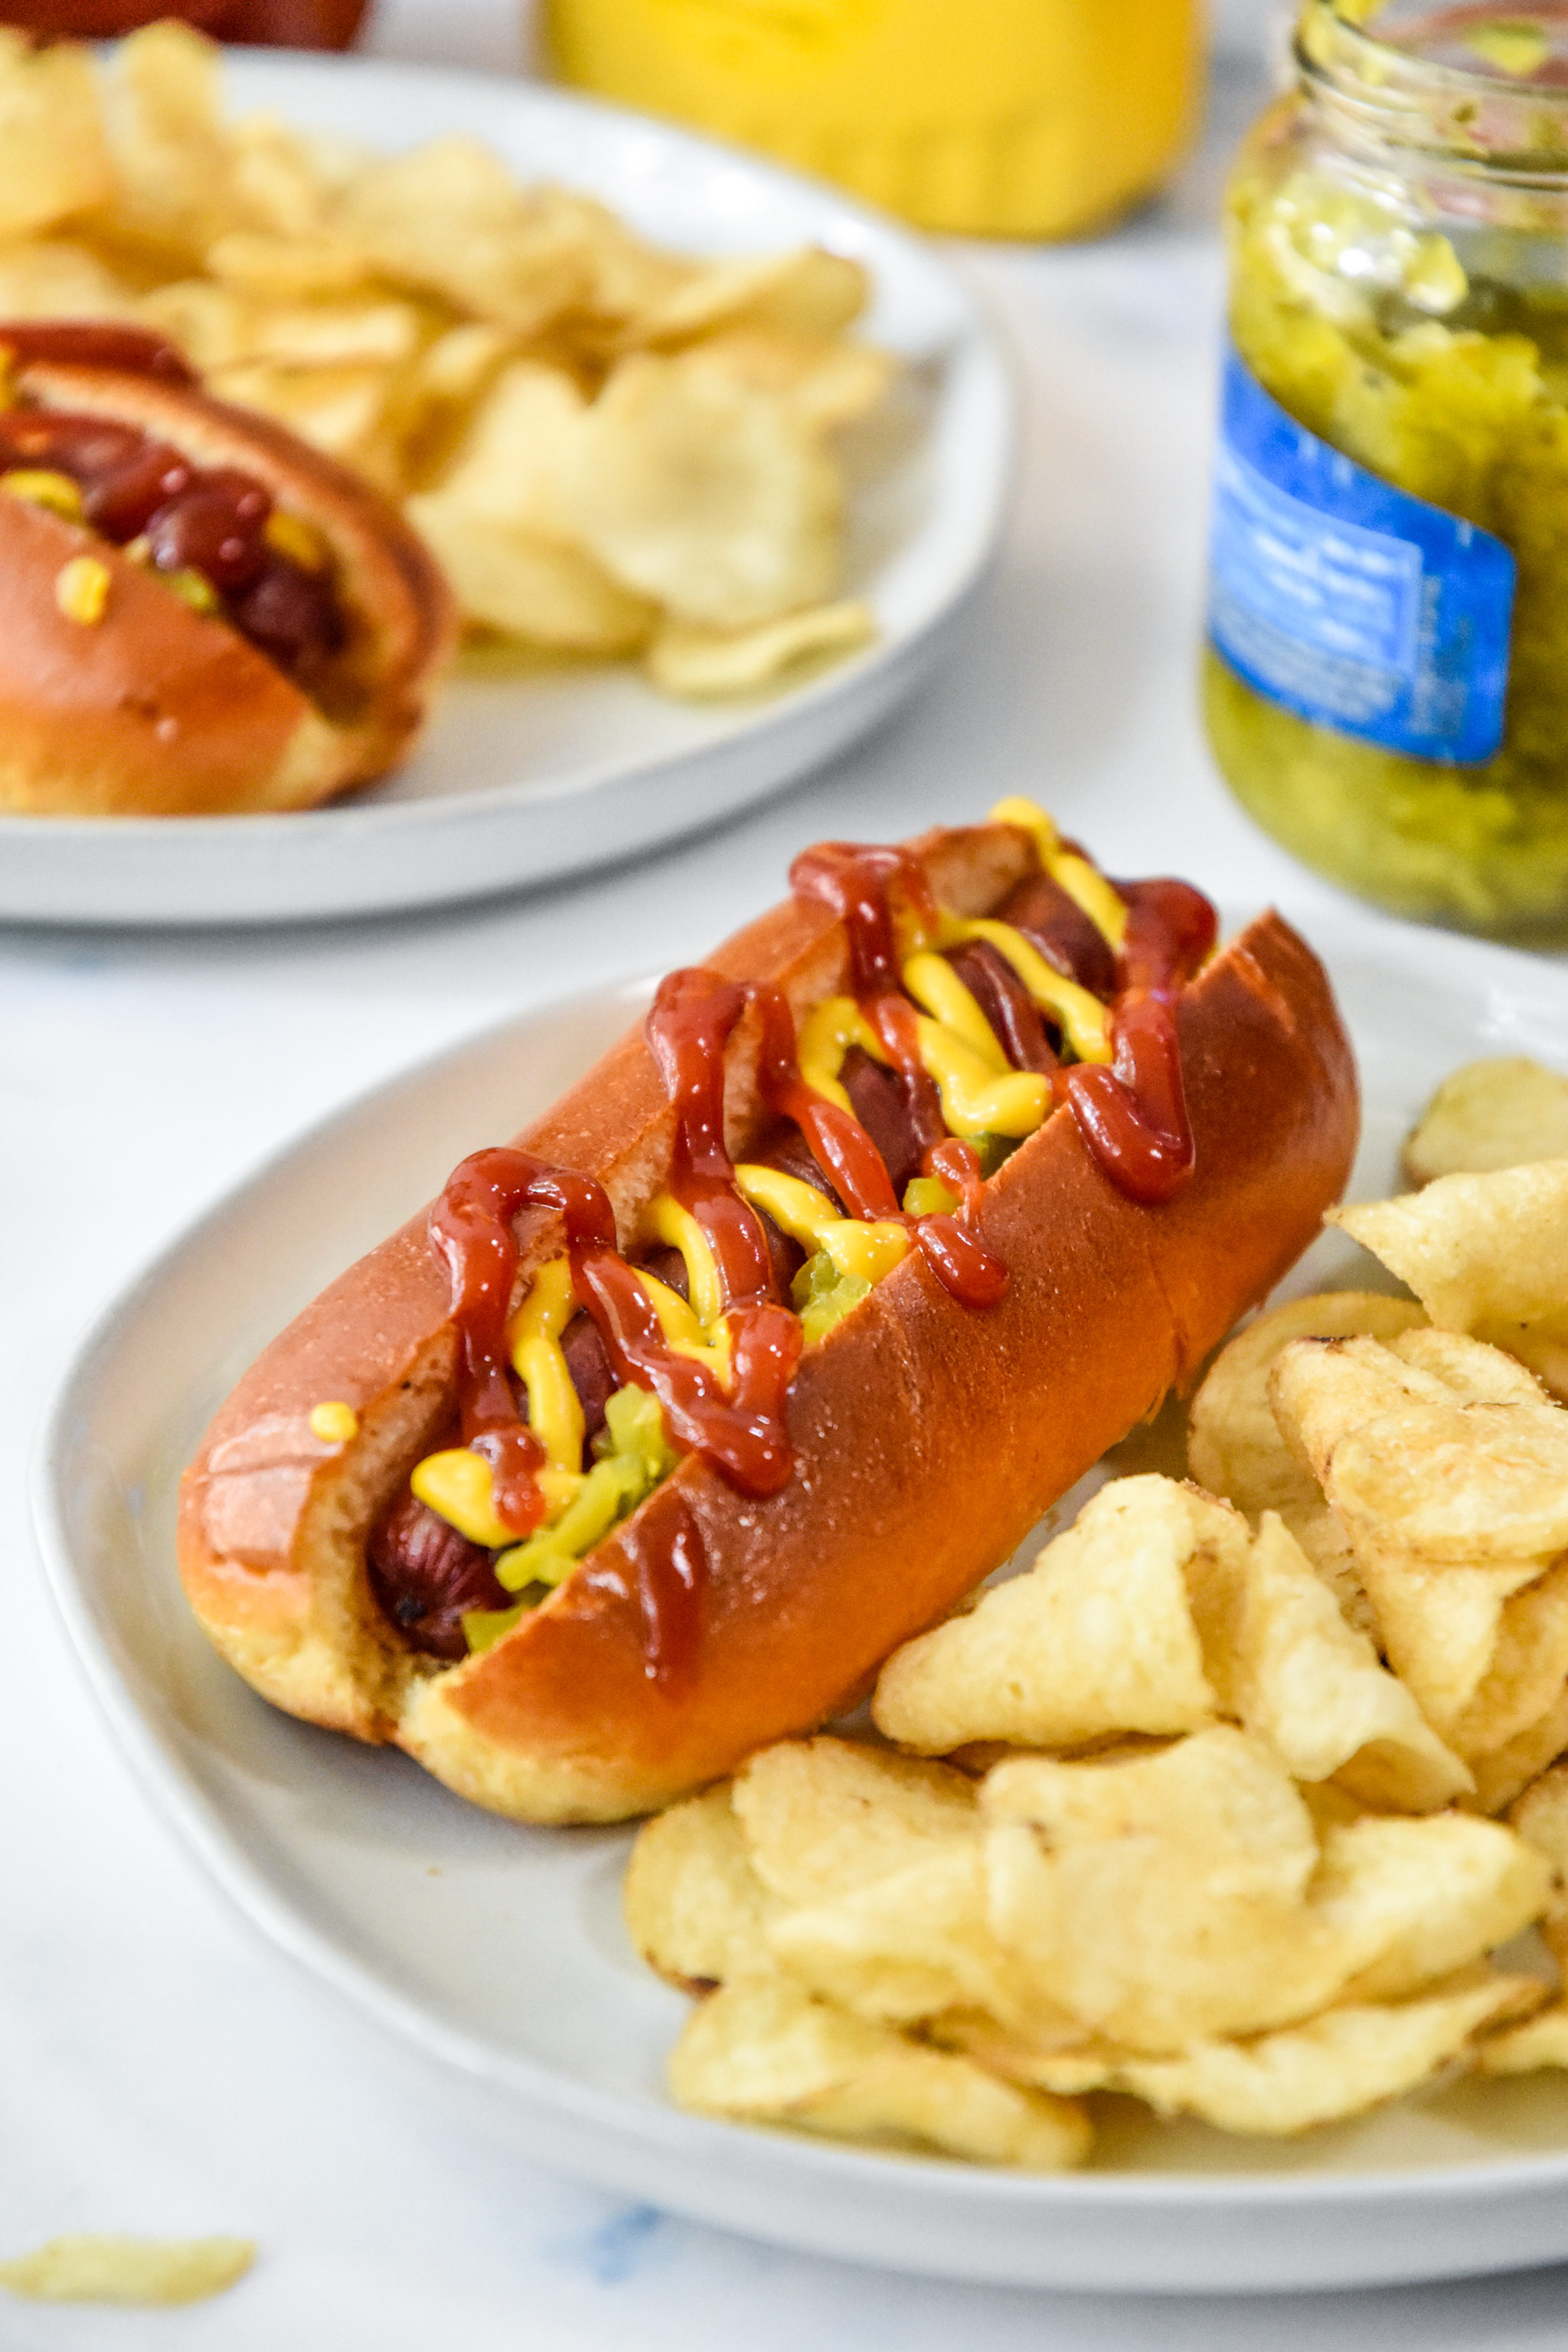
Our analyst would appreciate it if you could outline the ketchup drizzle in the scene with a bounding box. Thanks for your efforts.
[646,969,776,1308]
[0,320,195,383]
[1057,876,1218,1206]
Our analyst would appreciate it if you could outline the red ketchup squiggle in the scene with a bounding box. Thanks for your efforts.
[1057,876,1218,1206]
[786,841,1009,1307]
[645,968,778,1307]
[431,1147,802,1524]
[629,1492,707,1691]
[0,320,196,383]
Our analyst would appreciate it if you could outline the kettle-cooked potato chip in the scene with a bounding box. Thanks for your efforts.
[1313,1813,1550,2000]
[1403,1058,1568,1187]
[0,2235,253,2307]
[1334,1162,1568,1350]
[667,1975,1089,2169]
[1237,1515,1471,1809]
[732,1737,976,1907]
[0,32,110,240]
[623,1781,776,1990]
[1017,1975,1541,2134]
[565,353,840,627]
[646,601,876,697]
[873,1476,1236,1756]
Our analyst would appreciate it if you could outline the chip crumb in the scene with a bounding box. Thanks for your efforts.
[0,2233,255,2305]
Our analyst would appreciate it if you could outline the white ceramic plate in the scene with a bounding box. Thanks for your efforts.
[34,914,1568,2295]
[0,53,1013,929]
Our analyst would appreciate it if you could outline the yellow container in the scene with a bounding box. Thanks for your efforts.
[543,0,1203,240]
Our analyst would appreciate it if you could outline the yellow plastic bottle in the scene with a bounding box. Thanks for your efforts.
[543,0,1202,240]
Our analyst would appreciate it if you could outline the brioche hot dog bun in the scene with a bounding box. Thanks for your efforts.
[178,821,1359,1822]
[0,354,455,816]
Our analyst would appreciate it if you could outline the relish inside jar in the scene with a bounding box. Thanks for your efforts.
[1207,0,1568,940]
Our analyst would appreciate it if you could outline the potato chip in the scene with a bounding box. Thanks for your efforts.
[1452,1557,1568,1759]
[1508,1761,1568,1967]
[1188,1294,1423,1638]
[422,360,583,538]
[409,501,657,651]
[873,1477,1237,1756]
[1334,1161,1568,1340]
[1188,1292,1426,1524]
[95,21,235,265]
[1354,1544,1551,1748]
[1388,1326,1550,1406]
[1313,1814,1549,1999]
[765,1841,1050,2030]
[980,1733,1363,2051]
[1475,2002,1568,2072]
[206,358,407,489]
[645,601,876,697]
[667,1975,1089,2168]
[224,109,338,243]
[628,246,869,349]
[1471,1686,1568,1815]
[677,328,897,435]
[0,2235,253,2306]
[983,1726,1320,1902]
[0,32,110,239]
[1403,1058,1568,1187]
[0,240,135,321]
[732,1737,976,1906]
[333,143,603,335]
[623,1781,775,1989]
[1020,1975,1541,2133]
[982,1811,1354,2054]
[565,352,840,626]
[1326,1400,1568,1563]
[1238,1515,1470,1809]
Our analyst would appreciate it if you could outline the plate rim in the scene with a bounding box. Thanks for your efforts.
[32,917,1568,2287]
[0,50,1019,920]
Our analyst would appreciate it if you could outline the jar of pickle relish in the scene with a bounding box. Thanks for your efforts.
[1205,0,1568,940]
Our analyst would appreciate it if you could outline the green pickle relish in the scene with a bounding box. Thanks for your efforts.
[1208,0,1568,939]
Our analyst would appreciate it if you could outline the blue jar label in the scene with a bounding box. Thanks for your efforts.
[1207,345,1514,766]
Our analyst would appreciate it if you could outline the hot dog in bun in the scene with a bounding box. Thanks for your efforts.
[0,320,455,816]
[178,803,1360,1820]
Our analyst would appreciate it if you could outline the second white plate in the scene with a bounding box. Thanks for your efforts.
[35,913,1568,2294]
[0,53,1014,928]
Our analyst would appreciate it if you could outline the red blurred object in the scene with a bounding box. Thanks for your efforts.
[0,0,367,44]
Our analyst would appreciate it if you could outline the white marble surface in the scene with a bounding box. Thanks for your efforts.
[7,12,1568,2346]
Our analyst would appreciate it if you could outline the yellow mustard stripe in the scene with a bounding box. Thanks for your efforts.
[910,1014,1050,1137]
[735,1164,909,1285]
[646,1191,724,1329]
[639,1268,733,1382]
[507,1257,585,1481]
[795,995,875,1115]
[410,1449,518,1550]
[989,794,1128,951]
[931,911,1112,1063]
[901,950,1008,1070]
[413,1447,580,1547]
[797,974,1067,1128]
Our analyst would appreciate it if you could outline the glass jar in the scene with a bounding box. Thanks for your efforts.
[1205,0,1568,941]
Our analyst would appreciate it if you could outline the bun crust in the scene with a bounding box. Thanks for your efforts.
[0,359,456,816]
[178,826,1359,1820]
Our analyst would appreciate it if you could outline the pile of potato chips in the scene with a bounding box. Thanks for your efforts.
[626,1057,1568,2167]
[0,22,890,698]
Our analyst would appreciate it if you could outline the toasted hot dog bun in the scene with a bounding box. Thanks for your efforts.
[178,824,1359,1821]
[0,358,455,816]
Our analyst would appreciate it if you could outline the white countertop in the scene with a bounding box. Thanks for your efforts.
[6,13,1568,2347]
